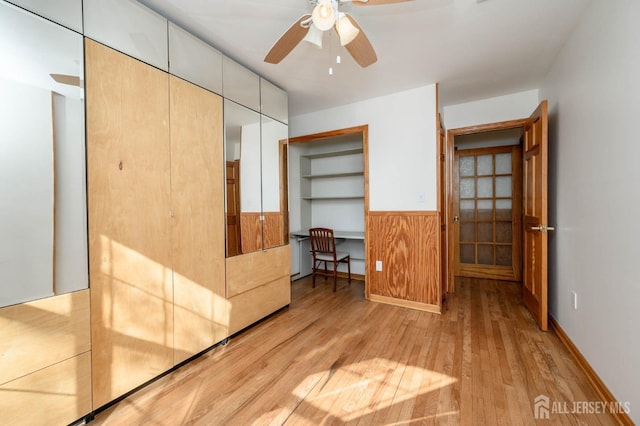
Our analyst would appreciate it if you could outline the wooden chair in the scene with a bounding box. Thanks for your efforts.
[309,227,351,292]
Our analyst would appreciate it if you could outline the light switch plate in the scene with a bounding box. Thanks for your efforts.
[376,260,382,271]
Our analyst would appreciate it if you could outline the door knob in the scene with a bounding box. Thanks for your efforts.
[531,225,555,232]
[453,216,460,222]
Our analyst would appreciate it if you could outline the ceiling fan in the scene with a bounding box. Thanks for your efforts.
[264,0,413,68]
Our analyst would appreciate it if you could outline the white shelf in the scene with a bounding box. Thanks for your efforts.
[302,171,364,179]
[302,148,363,159]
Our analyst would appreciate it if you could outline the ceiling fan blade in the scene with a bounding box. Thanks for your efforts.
[351,0,414,5]
[264,14,311,64]
[50,73,82,87]
[342,15,377,67]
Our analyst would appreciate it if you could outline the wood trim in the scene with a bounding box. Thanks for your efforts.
[288,125,369,144]
[448,118,530,137]
[367,294,441,314]
[549,317,634,426]
[368,210,438,216]
[279,139,289,244]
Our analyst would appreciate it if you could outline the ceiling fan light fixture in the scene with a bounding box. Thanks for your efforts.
[303,24,324,48]
[336,13,359,46]
[312,0,336,31]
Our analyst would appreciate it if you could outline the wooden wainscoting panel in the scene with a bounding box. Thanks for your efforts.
[366,212,440,308]
[169,76,227,364]
[226,245,291,298]
[0,289,90,385]
[86,39,174,408]
[227,276,291,335]
[240,213,262,254]
[0,352,91,426]
[262,211,284,249]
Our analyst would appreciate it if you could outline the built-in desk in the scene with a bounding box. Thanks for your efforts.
[290,229,365,240]
[290,229,365,281]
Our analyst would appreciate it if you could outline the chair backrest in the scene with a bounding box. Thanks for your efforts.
[309,228,336,256]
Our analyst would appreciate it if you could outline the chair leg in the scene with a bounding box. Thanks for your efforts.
[333,262,338,292]
[324,261,327,281]
[347,258,351,285]
[312,260,316,288]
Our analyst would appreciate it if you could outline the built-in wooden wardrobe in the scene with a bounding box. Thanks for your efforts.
[0,1,290,423]
[86,39,227,406]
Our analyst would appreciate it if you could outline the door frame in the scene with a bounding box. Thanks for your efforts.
[446,118,529,292]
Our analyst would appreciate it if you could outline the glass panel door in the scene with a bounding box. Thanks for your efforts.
[455,145,521,280]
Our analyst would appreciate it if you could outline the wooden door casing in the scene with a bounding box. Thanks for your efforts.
[438,115,448,303]
[226,160,241,256]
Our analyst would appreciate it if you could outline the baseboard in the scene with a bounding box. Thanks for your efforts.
[549,316,634,426]
[292,272,365,282]
[367,294,441,314]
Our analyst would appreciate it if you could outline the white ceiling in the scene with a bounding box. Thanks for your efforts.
[139,0,590,116]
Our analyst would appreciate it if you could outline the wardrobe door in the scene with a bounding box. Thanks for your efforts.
[170,76,227,364]
[85,39,173,408]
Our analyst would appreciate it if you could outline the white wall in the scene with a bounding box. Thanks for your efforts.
[240,121,261,213]
[261,117,287,213]
[442,89,539,129]
[53,94,88,295]
[540,0,639,419]
[290,84,438,212]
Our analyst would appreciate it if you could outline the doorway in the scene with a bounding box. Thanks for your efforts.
[444,101,550,331]
[446,118,530,293]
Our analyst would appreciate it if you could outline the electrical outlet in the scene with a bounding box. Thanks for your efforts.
[376,260,382,271]
[572,291,578,310]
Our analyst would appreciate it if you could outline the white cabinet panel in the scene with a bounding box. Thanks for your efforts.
[261,78,288,124]
[223,56,260,112]
[169,23,222,94]
[6,0,82,32]
[83,0,168,71]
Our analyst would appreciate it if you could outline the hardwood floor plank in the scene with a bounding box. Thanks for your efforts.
[92,277,617,426]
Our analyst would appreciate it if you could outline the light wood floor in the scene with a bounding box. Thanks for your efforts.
[92,276,615,425]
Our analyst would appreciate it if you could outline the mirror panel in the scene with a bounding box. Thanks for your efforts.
[0,2,87,307]
[83,0,168,71]
[260,78,288,124]
[224,100,262,257]
[261,116,289,250]
[168,22,223,95]
[7,0,83,32]
[222,56,260,112]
